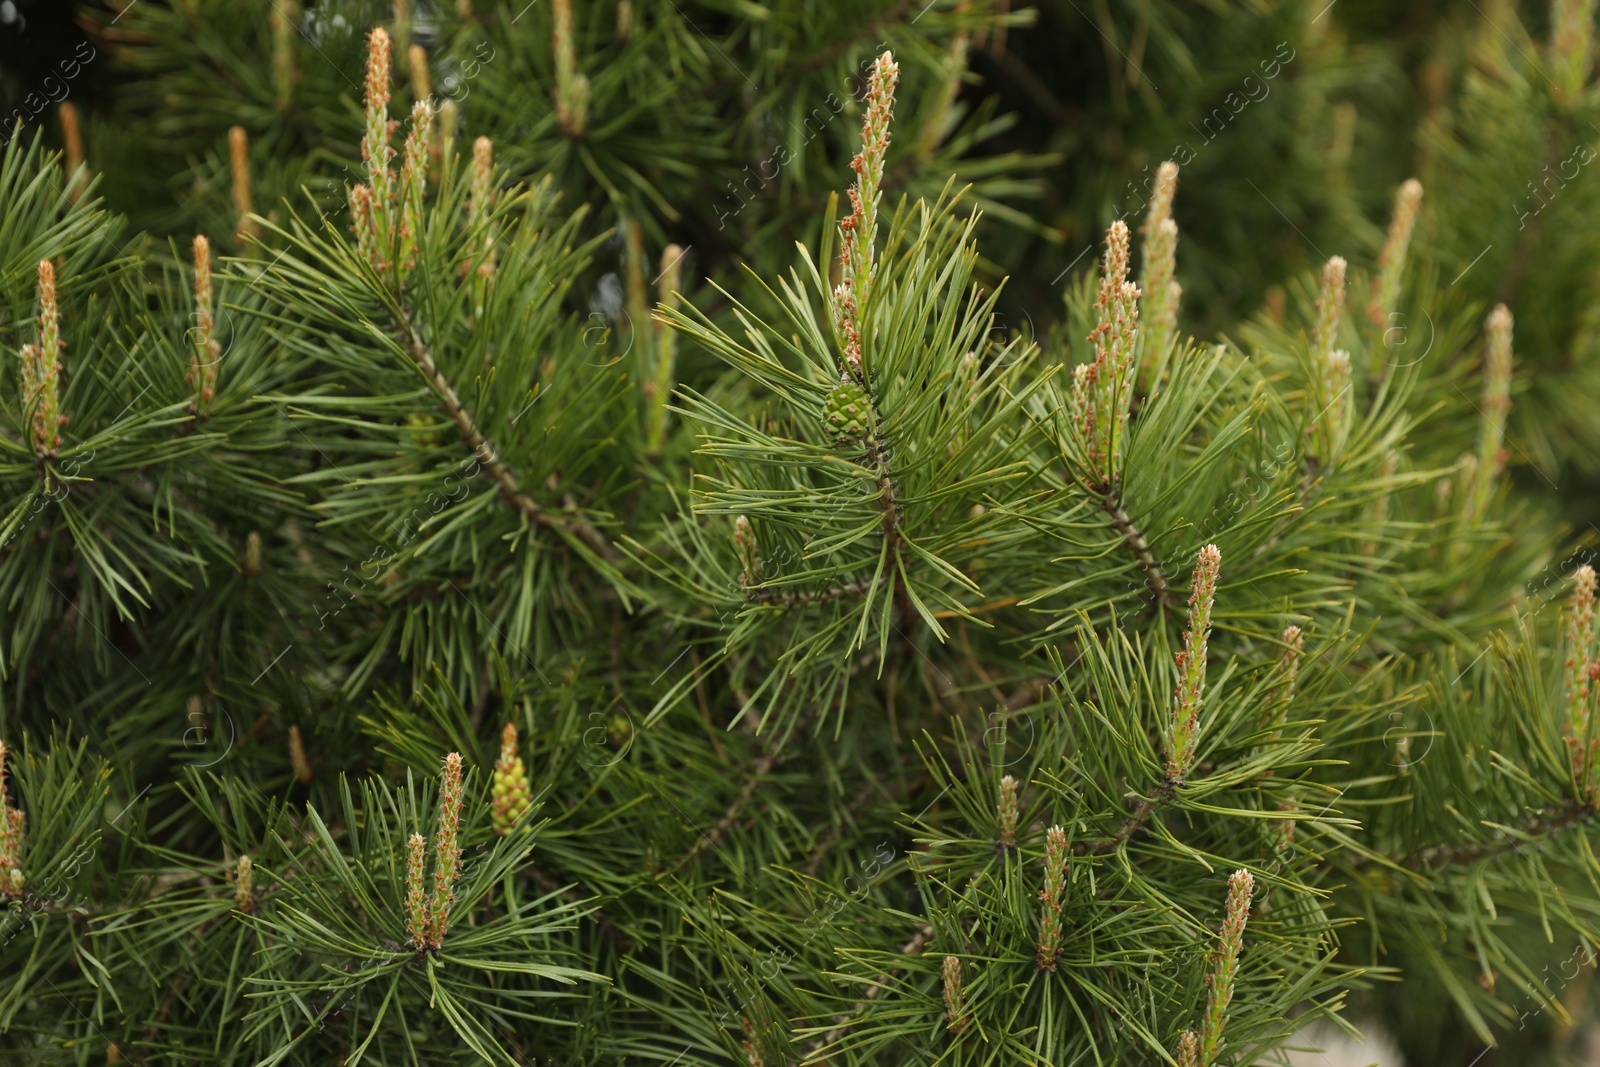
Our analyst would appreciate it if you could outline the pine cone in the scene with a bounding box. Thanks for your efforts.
[823,378,874,447]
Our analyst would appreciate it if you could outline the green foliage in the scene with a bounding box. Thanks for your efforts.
[2,1,1600,1065]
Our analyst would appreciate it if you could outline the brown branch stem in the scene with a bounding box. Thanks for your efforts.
[806,923,936,1063]
[1074,777,1177,856]
[401,321,616,560]
[1397,797,1600,872]
[1100,488,1172,608]
[657,750,780,880]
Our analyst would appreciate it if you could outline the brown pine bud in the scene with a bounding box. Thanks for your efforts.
[271,0,298,108]
[408,43,431,103]
[235,855,255,912]
[59,102,86,203]
[405,831,429,949]
[20,259,66,454]
[427,752,464,948]
[1035,825,1068,970]
[942,955,968,1032]
[1167,545,1220,782]
[997,774,1019,848]
[288,724,312,785]
[229,126,257,243]
[243,532,262,577]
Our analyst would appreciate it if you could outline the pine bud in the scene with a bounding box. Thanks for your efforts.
[467,137,497,281]
[914,22,970,161]
[1567,565,1599,791]
[1175,1030,1201,1067]
[288,724,312,785]
[408,43,431,104]
[469,136,494,221]
[1269,798,1296,865]
[833,284,864,375]
[741,1017,766,1067]
[1367,179,1424,335]
[190,235,221,410]
[1468,305,1513,522]
[942,955,968,1033]
[838,51,900,309]
[1277,625,1303,707]
[1551,0,1597,112]
[438,99,458,159]
[1167,545,1220,783]
[398,99,433,274]
[997,774,1019,848]
[428,752,464,947]
[229,126,256,243]
[1312,339,1352,464]
[734,516,761,591]
[457,0,474,17]
[0,739,23,898]
[235,855,255,912]
[552,0,589,137]
[491,723,532,836]
[1363,453,1398,556]
[1312,256,1347,368]
[1200,869,1254,1063]
[20,258,66,455]
[271,0,297,109]
[646,244,684,453]
[350,183,379,271]
[1078,220,1141,482]
[59,101,86,203]
[1307,256,1350,457]
[1035,825,1068,970]
[364,28,394,209]
[1139,162,1181,382]
[392,0,412,54]
[823,375,875,447]
[616,0,634,43]
[1068,361,1101,473]
[405,831,429,949]
[243,531,262,577]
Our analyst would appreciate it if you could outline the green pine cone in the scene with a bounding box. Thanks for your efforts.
[822,378,875,447]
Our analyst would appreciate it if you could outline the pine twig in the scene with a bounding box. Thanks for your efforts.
[1398,797,1600,871]
[789,0,914,76]
[806,923,936,1063]
[1074,777,1177,856]
[400,321,617,560]
[657,750,780,879]
[1100,487,1173,608]
[746,581,871,607]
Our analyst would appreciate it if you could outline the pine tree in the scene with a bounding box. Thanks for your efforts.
[1,1,1600,1065]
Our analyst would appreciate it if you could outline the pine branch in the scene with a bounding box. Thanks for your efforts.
[656,750,780,880]
[399,318,617,560]
[1398,797,1600,871]
[863,436,910,609]
[1074,777,1177,856]
[804,781,880,877]
[790,0,915,76]
[746,581,871,607]
[1099,486,1174,608]
[806,922,936,1063]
